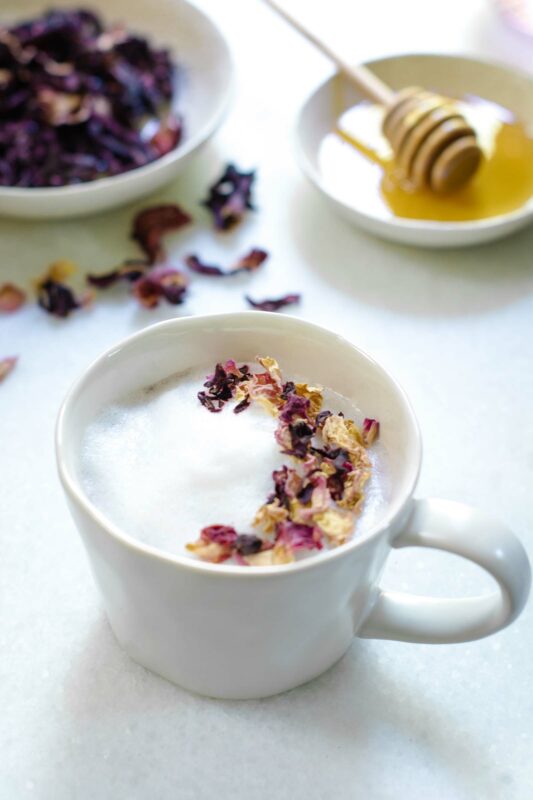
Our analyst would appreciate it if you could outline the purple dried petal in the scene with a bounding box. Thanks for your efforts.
[86,259,148,288]
[245,293,300,312]
[279,394,310,423]
[132,266,188,308]
[37,278,91,318]
[0,355,17,382]
[198,360,250,413]
[202,163,255,230]
[185,248,268,278]
[185,255,225,276]
[316,409,332,427]
[132,204,192,264]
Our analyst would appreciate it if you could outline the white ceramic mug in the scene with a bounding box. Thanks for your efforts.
[56,313,531,699]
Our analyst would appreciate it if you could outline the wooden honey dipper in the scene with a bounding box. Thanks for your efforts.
[262,0,483,193]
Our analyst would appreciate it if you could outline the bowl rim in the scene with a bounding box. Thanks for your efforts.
[0,0,234,198]
[55,311,422,579]
[294,51,533,233]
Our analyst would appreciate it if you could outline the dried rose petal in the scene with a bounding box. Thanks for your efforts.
[246,294,300,312]
[87,259,148,288]
[0,356,17,382]
[36,260,92,318]
[132,267,188,308]
[0,282,26,312]
[198,360,251,413]
[279,393,310,423]
[203,163,255,230]
[233,248,268,274]
[253,499,289,534]
[362,417,380,445]
[313,509,354,545]
[132,204,192,264]
[275,417,315,459]
[185,248,268,278]
[276,521,322,551]
[201,524,238,546]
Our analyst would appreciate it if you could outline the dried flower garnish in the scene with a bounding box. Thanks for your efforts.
[0,356,17,382]
[36,259,92,317]
[0,9,181,187]
[187,356,381,566]
[86,259,148,288]
[185,248,268,277]
[246,293,300,312]
[197,359,251,413]
[132,204,192,264]
[0,282,26,312]
[362,417,380,445]
[203,164,255,230]
[132,266,188,308]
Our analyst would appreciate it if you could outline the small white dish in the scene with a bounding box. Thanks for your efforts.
[0,0,233,219]
[295,53,533,248]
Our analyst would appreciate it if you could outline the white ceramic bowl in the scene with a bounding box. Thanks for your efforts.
[295,53,533,248]
[0,0,233,219]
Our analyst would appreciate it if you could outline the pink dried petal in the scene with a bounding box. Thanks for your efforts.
[0,356,17,382]
[201,525,238,546]
[362,418,380,445]
[0,282,26,313]
[185,248,268,278]
[132,204,192,264]
[276,521,322,551]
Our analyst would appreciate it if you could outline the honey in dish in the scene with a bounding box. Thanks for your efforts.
[318,95,533,222]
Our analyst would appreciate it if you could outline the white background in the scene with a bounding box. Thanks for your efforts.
[2,1,533,798]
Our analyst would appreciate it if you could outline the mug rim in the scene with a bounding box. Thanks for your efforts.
[55,312,422,578]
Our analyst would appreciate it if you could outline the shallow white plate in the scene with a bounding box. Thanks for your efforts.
[0,0,233,219]
[295,53,533,248]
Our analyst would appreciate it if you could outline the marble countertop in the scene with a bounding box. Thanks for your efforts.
[2,0,532,797]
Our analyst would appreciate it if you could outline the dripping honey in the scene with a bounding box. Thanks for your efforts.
[321,97,533,222]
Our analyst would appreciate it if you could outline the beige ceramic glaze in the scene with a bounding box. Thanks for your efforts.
[296,54,533,247]
[0,0,233,219]
[56,313,531,699]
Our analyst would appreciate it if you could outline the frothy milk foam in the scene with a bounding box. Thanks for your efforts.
[81,366,390,557]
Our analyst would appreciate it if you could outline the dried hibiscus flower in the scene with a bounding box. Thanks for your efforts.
[86,259,148,289]
[246,293,300,312]
[132,267,188,308]
[198,359,251,413]
[37,260,92,318]
[0,282,26,312]
[203,164,255,230]
[132,204,192,264]
[0,9,181,188]
[0,356,17,382]
[185,248,268,277]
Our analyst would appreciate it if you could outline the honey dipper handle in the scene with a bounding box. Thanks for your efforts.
[261,0,395,106]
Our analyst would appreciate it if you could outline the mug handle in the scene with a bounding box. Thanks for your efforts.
[359,498,531,643]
